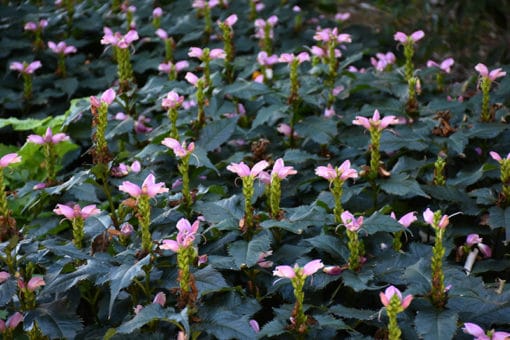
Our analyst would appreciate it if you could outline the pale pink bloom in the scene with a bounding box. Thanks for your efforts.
[394,30,425,43]
[192,0,219,9]
[227,161,269,178]
[134,115,152,134]
[315,160,358,182]
[0,271,10,283]
[257,51,279,66]
[160,218,200,251]
[5,312,23,330]
[155,28,168,40]
[161,138,195,158]
[257,250,273,268]
[475,63,506,82]
[463,323,489,340]
[131,160,141,173]
[188,47,204,59]
[0,153,21,168]
[27,127,69,145]
[158,60,189,75]
[182,100,196,110]
[249,319,260,333]
[198,254,208,266]
[341,210,363,232]
[162,91,184,109]
[466,234,492,258]
[269,158,297,180]
[379,285,413,309]
[120,222,134,236]
[335,12,351,21]
[10,60,42,75]
[209,48,226,59]
[490,151,510,163]
[277,123,297,137]
[119,173,169,198]
[90,88,116,109]
[152,292,166,306]
[185,72,200,86]
[254,16,278,39]
[426,58,454,73]
[160,239,179,252]
[273,259,324,280]
[390,211,417,228]
[24,19,47,31]
[323,265,343,275]
[324,106,335,118]
[114,112,128,120]
[371,52,396,72]
[48,41,77,55]
[27,276,45,291]
[293,5,301,12]
[423,208,449,229]
[101,27,139,49]
[303,259,324,275]
[258,171,271,185]
[352,109,400,131]
[347,65,366,73]
[111,163,129,177]
[310,46,326,58]
[54,203,100,220]
[223,14,238,27]
[152,7,163,18]
[332,85,344,96]
[313,27,351,44]
[279,52,310,64]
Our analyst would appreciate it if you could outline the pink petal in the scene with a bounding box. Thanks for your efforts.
[478,243,492,258]
[393,32,407,43]
[226,162,251,177]
[27,276,45,291]
[188,47,204,58]
[251,160,269,176]
[410,30,425,42]
[475,63,489,77]
[462,323,487,338]
[119,181,142,198]
[0,271,11,283]
[303,259,324,276]
[379,291,390,306]
[54,204,76,220]
[152,292,166,306]
[423,208,434,225]
[273,265,295,279]
[352,116,371,130]
[398,212,417,228]
[5,312,23,330]
[401,294,413,309]
[81,205,100,219]
[160,239,179,252]
[0,153,21,168]
[490,151,502,162]
[101,88,116,105]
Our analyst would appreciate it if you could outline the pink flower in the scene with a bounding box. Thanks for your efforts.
[223,14,238,27]
[423,208,449,229]
[341,210,363,232]
[323,265,343,275]
[90,88,116,109]
[24,19,47,31]
[27,127,69,145]
[101,27,139,49]
[490,151,510,163]
[394,30,425,43]
[475,63,506,82]
[257,250,273,268]
[5,312,23,330]
[152,7,163,18]
[352,109,400,131]
[134,115,151,134]
[249,319,260,333]
[270,158,297,180]
[158,60,189,75]
[10,60,42,75]
[185,72,200,86]
[315,160,358,181]
[160,218,200,251]
[379,285,413,309]
[161,138,195,158]
[119,173,169,199]
[324,106,335,118]
[162,91,184,109]
[279,52,310,64]
[188,47,204,59]
[466,234,492,258]
[48,41,77,55]
[155,28,168,40]
[210,48,226,59]
[54,203,100,220]
[426,58,454,73]
[371,52,396,72]
[335,12,351,22]
[0,271,10,283]
[277,123,297,137]
[390,211,417,228]
[462,323,510,340]
[0,153,21,168]
[120,223,134,236]
[152,292,166,306]
[254,16,278,39]
[313,27,351,44]
[257,51,279,66]
[273,259,324,280]
[27,276,45,291]
[227,161,269,178]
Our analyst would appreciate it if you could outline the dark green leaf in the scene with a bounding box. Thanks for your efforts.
[24,301,83,339]
[228,232,271,268]
[414,309,458,340]
[197,117,238,152]
[194,265,227,296]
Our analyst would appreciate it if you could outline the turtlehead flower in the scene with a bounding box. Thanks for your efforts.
[48,41,77,55]
[269,158,297,180]
[192,0,220,9]
[24,19,48,31]
[277,123,298,137]
[101,27,139,49]
[152,7,163,18]
[249,319,260,333]
[222,14,238,27]
[0,153,21,168]
[371,52,396,72]
[160,218,200,251]
[152,292,166,306]
[341,210,363,232]
[161,138,195,158]
[27,127,69,145]
[313,27,351,43]
[475,63,506,82]
[390,211,417,228]
[162,91,185,109]
[0,271,10,283]
[490,151,510,163]
[188,47,226,60]
[315,160,358,181]
[427,58,454,73]
[54,203,100,220]
[10,60,42,75]
[273,259,324,279]
[466,234,492,258]
[279,52,310,64]
[335,12,351,22]
[463,322,510,340]
[352,109,400,131]
[257,51,279,66]
[254,15,278,39]
[423,208,449,229]
[184,72,200,86]
[1,312,23,331]
[226,161,269,178]
[18,276,45,292]
[90,88,116,109]
[119,173,169,199]
[158,60,189,75]
[394,30,425,44]
[379,285,413,309]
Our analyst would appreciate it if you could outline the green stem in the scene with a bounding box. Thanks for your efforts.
[138,195,152,253]
[480,77,491,122]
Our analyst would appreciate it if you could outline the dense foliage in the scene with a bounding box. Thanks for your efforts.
[1,1,510,339]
